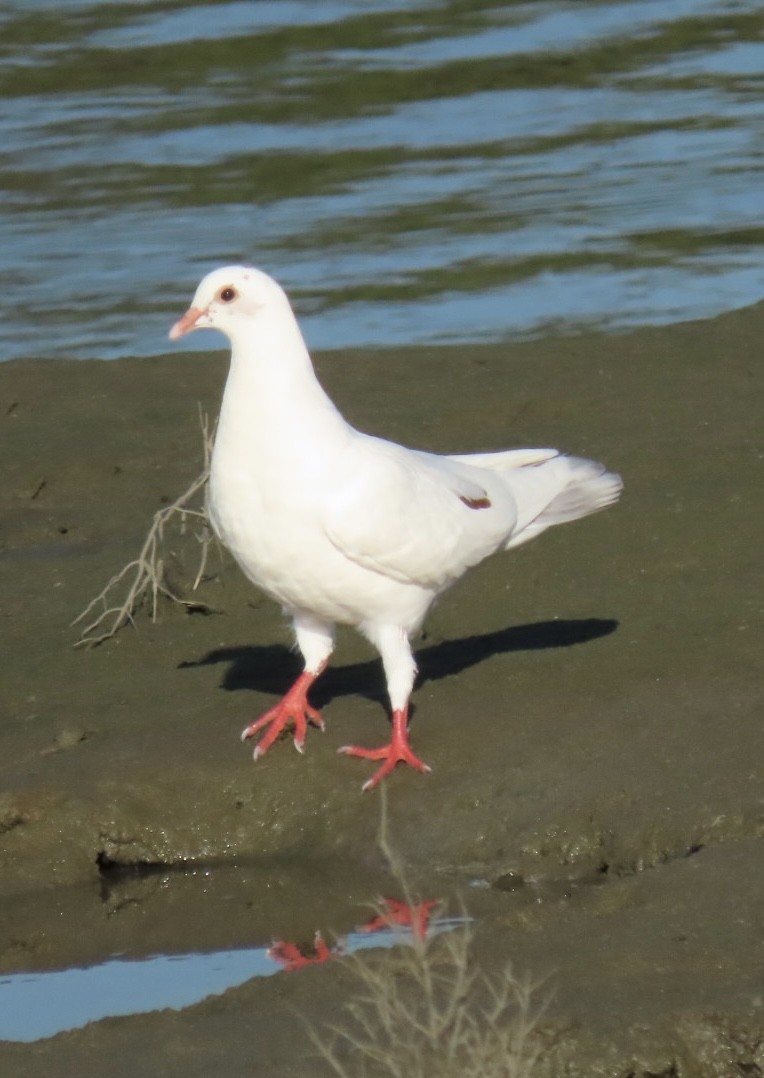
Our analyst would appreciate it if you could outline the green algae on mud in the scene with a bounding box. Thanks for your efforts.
[0,304,762,1072]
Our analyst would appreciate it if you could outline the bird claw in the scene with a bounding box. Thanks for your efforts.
[340,707,430,789]
[360,755,431,792]
[241,672,324,760]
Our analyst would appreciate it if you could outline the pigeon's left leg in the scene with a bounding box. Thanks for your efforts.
[339,623,431,791]
[242,614,334,759]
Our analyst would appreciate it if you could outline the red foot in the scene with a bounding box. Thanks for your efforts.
[267,932,334,972]
[241,670,324,759]
[338,706,431,791]
[358,898,439,941]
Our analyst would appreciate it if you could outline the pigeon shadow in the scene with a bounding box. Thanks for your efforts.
[180,618,618,709]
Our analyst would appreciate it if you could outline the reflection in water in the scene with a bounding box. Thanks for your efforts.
[357,897,439,942]
[268,932,335,973]
[0,900,462,1043]
[269,898,440,970]
[0,1,763,361]
[0,947,276,1044]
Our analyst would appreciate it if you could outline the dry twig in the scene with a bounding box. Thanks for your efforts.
[310,790,545,1077]
[72,408,216,648]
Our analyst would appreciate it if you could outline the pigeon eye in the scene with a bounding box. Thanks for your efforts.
[220,286,237,302]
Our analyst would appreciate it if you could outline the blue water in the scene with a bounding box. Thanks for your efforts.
[1,0,762,361]
[0,919,469,1042]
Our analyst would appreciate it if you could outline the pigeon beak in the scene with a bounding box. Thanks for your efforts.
[169,306,207,340]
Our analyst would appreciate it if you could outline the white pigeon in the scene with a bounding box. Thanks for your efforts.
[170,266,622,790]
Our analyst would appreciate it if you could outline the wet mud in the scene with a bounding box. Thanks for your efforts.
[0,304,762,1074]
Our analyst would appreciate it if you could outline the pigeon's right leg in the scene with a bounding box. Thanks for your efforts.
[339,623,431,790]
[242,614,335,759]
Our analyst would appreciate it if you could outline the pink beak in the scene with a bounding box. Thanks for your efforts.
[169,306,206,341]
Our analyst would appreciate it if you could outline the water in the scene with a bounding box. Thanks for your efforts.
[0,918,469,1042]
[1,0,762,362]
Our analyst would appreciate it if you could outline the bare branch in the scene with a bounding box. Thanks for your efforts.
[72,409,217,648]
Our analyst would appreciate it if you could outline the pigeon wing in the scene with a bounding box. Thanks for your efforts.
[322,437,516,589]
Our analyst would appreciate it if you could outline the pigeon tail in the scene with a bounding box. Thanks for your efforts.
[503,455,623,550]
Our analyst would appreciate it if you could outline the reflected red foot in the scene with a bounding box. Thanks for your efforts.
[358,898,439,941]
[338,706,431,791]
[241,671,324,759]
[268,931,333,972]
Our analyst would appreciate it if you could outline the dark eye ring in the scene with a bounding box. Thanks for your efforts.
[220,286,236,302]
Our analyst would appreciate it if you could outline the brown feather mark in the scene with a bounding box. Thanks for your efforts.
[459,495,492,510]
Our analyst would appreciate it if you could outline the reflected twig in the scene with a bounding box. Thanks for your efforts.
[309,788,546,1078]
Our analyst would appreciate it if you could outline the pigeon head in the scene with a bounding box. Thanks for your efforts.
[169,265,290,342]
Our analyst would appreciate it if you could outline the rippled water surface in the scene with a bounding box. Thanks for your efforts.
[1,0,763,360]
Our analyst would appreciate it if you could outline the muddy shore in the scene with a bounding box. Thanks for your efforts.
[1,303,762,1074]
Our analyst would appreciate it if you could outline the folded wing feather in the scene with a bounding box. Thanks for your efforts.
[322,436,519,590]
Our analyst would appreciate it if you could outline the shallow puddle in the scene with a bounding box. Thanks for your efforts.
[0,916,469,1043]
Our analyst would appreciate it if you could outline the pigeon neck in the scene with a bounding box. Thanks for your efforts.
[221,312,347,445]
